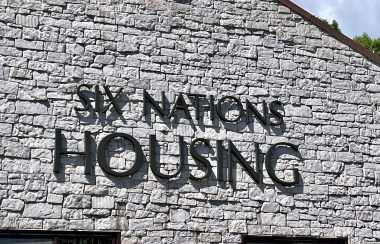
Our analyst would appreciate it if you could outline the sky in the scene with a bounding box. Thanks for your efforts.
[291,0,380,38]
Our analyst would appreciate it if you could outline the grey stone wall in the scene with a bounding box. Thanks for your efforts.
[1,0,380,243]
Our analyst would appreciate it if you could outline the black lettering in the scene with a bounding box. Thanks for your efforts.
[103,85,123,114]
[265,142,300,186]
[54,129,91,174]
[189,138,212,180]
[169,93,192,119]
[188,94,206,120]
[210,95,215,121]
[216,140,224,181]
[143,90,166,117]
[269,101,284,126]
[74,84,92,112]
[97,133,143,177]
[217,96,243,122]
[228,141,260,183]
[246,100,268,125]
[95,85,100,113]
[149,135,184,179]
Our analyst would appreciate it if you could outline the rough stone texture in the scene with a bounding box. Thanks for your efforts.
[1,199,25,211]
[23,203,62,219]
[0,0,380,243]
[63,195,91,209]
[92,196,114,209]
[15,14,39,27]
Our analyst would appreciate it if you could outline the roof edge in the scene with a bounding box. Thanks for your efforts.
[278,0,380,66]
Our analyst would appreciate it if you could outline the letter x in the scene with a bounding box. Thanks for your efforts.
[103,86,123,114]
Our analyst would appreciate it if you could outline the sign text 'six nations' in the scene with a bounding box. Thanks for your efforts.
[54,85,301,187]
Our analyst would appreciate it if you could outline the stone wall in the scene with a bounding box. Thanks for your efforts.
[0,0,380,243]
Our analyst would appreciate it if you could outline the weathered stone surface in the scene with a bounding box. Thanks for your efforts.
[9,67,32,79]
[0,123,13,136]
[19,219,43,229]
[23,203,62,218]
[170,209,189,223]
[15,39,43,50]
[129,218,154,230]
[141,237,162,244]
[16,14,39,27]
[257,57,279,69]
[92,196,114,209]
[246,21,269,31]
[198,233,222,242]
[117,42,139,52]
[260,213,286,226]
[94,55,115,64]
[367,84,380,93]
[261,202,280,213]
[150,189,167,203]
[47,194,64,204]
[18,88,47,100]
[95,217,126,230]
[1,199,24,211]
[47,52,71,64]
[229,220,247,233]
[64,195,91,209]
[15,101,48,114]
[0,0,378,243]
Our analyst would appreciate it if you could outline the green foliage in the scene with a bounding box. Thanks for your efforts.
[321,18,329,25]
[321,18,379,56]
[331,20,340,32]
[321,19,341,31]
[372,38,380,55]
[319,19,380,56]
[353,33,380,56]
[353,33,372,50]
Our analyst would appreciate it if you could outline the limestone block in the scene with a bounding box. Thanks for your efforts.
[170,209,189,223]
[85,45,104,54]
[245,35,263,46]
[92,196,114,209]
[150,189,167,204]
[95,217,126,230]
[117,42,139,52]
[284,105,312,118]
[229,220,247,233]
[0,12,15,23]
[1,199,24,211]
[121,67,139,79]
[94,55,115,64]
[16,14,39,27]
[47,52,71,64]
[0,123,12,136]
[17,88,47,101]
[16,101,48,115]
[64,195,91,209]
[129,218,154,230]
[23,203,62,218]
[15,39,43,50]
[260,213,286,226]
[9,67,32,79]
[47,194,64,204]
[280,60,297,71]
[141,237,162,244]
[198,233,222,242]
[261,202,280,213]
[257,57,279,69]
[367,84,380,93]
[246,21,269,31]
[19,219,43,229]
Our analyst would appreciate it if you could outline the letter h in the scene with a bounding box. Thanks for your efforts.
[54,129,91,174]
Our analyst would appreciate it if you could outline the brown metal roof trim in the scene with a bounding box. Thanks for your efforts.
[278,0,380,66]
